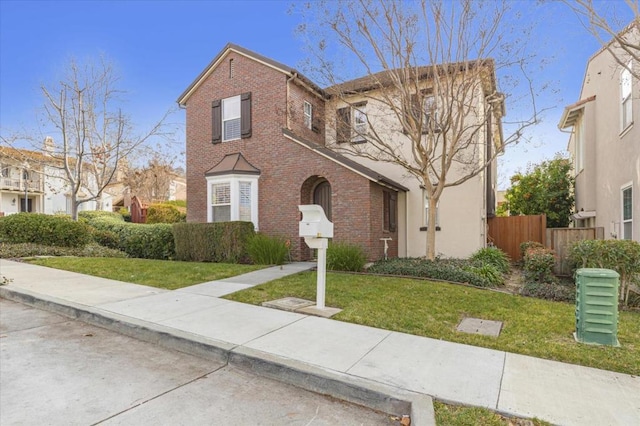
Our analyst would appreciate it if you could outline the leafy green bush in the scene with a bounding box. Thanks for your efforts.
[78,210,124,223]
[568,239,640,305]
[327,242,366,272]
[470,247,510,274]
[247,233,289,265]
[523,247,557,284]
[89,217,175,259]
[91,229,120,249]
[0,242,127,258]
[463,264,504,287]
[0,213,92,248]
[368,258,499,287]
[521,281,575,302]
[519,241,545,259]
[146,203,186,224]
[172,222,255,263]
[119,208,132,222]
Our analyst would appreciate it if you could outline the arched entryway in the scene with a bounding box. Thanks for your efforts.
[299,176,333,260]
[313,180,332,221]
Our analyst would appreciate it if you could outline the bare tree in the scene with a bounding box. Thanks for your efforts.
[297,0,542,259]
[565,0,640,79]
[9,57,171,219]
[122,156,179,203]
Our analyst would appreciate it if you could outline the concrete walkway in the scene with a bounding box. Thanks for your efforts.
[1,259,638,426]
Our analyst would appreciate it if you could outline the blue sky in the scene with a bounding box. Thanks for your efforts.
[0,1,633,188]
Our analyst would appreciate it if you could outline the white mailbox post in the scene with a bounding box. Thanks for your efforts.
[299,205,334,309]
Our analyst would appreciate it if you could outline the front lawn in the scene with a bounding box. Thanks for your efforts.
[225,271,640,376]
[26,257,265,290]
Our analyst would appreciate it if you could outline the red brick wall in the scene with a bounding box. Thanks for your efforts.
[183,50,395,261]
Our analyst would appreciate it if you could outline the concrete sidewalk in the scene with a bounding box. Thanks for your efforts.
[1,259,638,426]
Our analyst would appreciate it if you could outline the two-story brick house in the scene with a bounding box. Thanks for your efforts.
[178,43,501,260]
[559,24,639,242]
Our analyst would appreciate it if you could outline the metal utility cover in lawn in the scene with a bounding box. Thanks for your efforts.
[262,297,315,312]
[457,318,503,337]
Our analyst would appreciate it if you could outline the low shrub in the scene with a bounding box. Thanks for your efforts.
[0,213,92,248]
[327,242,367,272]
[568,239,640,305]
[146,203,186,224]
[78,210,124,223]
[247,233,289,265]
[520,241,545,259]
[119,208,132,222]
[368,258,499,287]
[521,280,575,302]
[470,247,510,274]
[0,242,127,258]
[172,222,255,263]
[523,247,557,284]
[91,229,120,249]
[463,264,504,287]
[89,217,175,259]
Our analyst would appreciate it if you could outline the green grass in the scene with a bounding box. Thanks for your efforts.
[224,271,640,375]
[26,257,264,290]
[433,402,551,426]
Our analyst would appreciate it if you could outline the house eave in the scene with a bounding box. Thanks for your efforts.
[558,95,596,129]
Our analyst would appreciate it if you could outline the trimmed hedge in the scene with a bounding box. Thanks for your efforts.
[89,217,175,259]
[172,222,255,263]
[78,210,124,223]
[0,213,92,248]
[146,203,186,224]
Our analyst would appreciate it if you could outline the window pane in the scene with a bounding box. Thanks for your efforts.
[212,205,231,222]
[623,221,632,240]
[212,183,230,204]
[222,96,240,120]
[623,188,632,220]
[622,67,632,99]
[224,118,241,140]
[239,182,252,222]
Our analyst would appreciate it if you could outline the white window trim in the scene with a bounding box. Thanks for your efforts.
[353,105,368,142]
[621,62,633,133]
[621,182,633,240]
[304,101,313,130]
[222,95,241,142]
[206,173,259,230]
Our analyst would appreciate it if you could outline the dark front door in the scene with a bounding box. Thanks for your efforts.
[20,198,33,213]
[313,181,332,221]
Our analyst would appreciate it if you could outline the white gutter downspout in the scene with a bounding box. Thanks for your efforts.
[286,75,293,130]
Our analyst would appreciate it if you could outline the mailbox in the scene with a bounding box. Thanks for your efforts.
[299,205,334,239]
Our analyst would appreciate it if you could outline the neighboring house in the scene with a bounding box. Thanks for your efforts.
[559,25,639,242]
[0,140,112,216]
[178,43,502,260]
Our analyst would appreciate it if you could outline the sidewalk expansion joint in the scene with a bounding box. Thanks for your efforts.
[345,329,394,374]
[495,351,507,410]
[241,314,308,346]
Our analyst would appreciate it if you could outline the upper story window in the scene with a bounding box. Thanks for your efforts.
[409,89,439,134]
[211,92,252,144]
[1,165,9,178]
[223,96,241,141]
[575,116,584,174]
[304,101,313,130]
[621,62,633,131]
[337,102,367,143]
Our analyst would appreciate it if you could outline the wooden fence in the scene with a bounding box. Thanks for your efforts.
[546,227,604,276]
[487,215,546,262]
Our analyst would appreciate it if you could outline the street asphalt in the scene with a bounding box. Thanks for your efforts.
[1,298,392,425]
[0,258,639,426]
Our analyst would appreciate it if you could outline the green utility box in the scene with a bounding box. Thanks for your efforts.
[575,268,620,346]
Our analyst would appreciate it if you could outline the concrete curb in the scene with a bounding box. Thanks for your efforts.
[0,286,436,426]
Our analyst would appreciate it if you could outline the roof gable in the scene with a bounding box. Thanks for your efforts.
[177,43,325,106]
[205,152,260,177]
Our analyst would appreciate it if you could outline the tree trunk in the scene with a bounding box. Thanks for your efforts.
[426,196,439,260]
[71,197,79,221]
